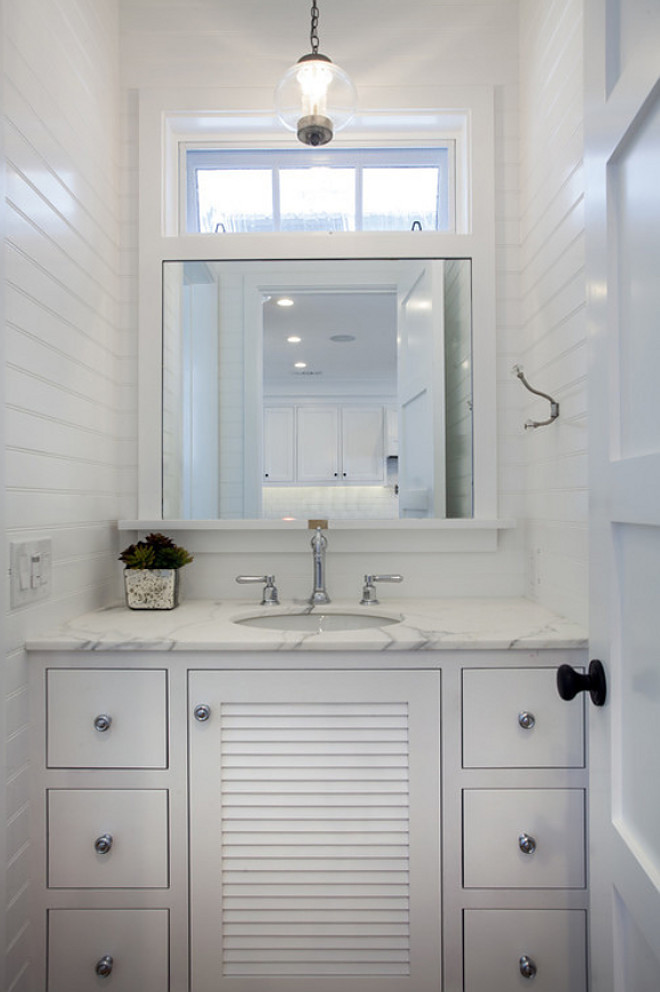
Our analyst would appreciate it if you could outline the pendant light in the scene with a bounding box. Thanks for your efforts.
[275,1,357,146]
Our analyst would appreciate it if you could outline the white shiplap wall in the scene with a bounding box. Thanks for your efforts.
[1,6,9,991]
[519,0,587,625]
[2,1,121,988]
[119,0,526,601]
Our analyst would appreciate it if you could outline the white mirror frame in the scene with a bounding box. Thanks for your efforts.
[128,86,507,549]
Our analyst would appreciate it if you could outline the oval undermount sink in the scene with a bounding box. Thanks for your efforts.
[234,611,402,632]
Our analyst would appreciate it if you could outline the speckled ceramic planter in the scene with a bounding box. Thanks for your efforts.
[124,568,180,610]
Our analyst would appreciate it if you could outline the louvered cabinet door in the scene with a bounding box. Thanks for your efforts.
[189,669,441,992]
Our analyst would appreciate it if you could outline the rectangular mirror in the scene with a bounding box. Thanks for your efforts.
[162,259,472,520]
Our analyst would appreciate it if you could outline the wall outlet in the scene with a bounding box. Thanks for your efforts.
[10,539,52,608]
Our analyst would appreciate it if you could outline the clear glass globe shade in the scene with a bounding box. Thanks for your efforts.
[275,56,357,136]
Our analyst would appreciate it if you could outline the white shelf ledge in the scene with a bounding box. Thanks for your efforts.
[117,518,516,553]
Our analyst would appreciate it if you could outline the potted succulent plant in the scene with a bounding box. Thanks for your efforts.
[119,532,193,610]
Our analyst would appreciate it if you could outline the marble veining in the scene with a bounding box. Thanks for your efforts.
[26,598,587,653]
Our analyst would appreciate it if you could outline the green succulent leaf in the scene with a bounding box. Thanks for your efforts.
[119,532,193,569]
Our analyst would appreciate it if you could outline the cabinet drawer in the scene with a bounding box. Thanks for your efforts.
[48,789,169,888]
[463,789,585,888]
[48,908,169,991]
[462,668,584,768]
[47,669,167,768]
[463,909,587,992]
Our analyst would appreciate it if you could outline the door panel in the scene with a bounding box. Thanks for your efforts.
[188,670,441,992]
[341,407,384,482]
[296,407,339,482]
[263,407,295,482]
[586,0,660,987]
[613,524,660,859]
[609,90,660,458]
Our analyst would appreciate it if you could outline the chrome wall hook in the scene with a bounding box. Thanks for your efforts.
[512,364,560,429]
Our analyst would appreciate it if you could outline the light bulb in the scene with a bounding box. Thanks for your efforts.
[297,60,333,119]
[275,54,357,146]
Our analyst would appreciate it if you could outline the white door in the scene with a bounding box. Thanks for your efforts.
[585,1,660,988]
[296,406,340,482]
[341,407,385,482]
[189,669,441,992]
[397,263,446,517]
[263,407,295,482]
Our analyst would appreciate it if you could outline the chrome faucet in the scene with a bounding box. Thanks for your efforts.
[309,526,330,605]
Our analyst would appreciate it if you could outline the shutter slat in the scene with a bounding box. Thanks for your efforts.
[224,963,410,976]
[223,832,409,845]
[222,883,409,897]
[223,858,409,872]
[219,701,411,977]
[222,754,409,767]
[223,910,410,924]
[222,766,409,780]
[222,871,410,885]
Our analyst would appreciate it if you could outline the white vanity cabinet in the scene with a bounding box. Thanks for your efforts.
[30,638,588,991]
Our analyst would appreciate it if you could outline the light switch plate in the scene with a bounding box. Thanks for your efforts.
[10,539,52,608]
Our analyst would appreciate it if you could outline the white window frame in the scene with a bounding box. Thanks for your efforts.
[184,144,454,234]
[132,87,504,549]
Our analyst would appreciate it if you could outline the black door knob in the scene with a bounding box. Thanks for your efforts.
[557,659,606,707]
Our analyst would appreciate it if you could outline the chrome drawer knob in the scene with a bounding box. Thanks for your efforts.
[94,833,113,855]
[519,954,537,979]
[518,832,537,855]
[95,954,114,977]
[194,703,211,722]
[93,714,112,733]
[518,711,535,730]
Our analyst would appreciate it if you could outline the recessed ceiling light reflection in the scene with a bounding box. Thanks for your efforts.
[276,297,295,307]
[294,362,307,369]
[287,335,302,343]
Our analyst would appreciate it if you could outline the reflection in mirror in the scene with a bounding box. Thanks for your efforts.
[162,259,472,521]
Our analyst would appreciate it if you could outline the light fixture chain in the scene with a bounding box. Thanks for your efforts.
[310,0,320,54]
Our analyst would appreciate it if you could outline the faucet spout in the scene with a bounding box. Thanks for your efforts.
[309,526,330,605]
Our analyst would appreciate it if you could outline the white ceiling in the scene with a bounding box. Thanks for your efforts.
[262,290,397,390]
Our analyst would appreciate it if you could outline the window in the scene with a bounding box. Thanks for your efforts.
[186,147,451,234]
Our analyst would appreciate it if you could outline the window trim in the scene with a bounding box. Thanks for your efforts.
[135,89,499,545]
[166,107,470,237]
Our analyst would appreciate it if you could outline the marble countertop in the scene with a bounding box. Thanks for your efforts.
[26,598,588,653]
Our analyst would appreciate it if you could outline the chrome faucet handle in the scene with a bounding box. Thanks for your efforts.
[235,574,280,605]
[360,574,403,605]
